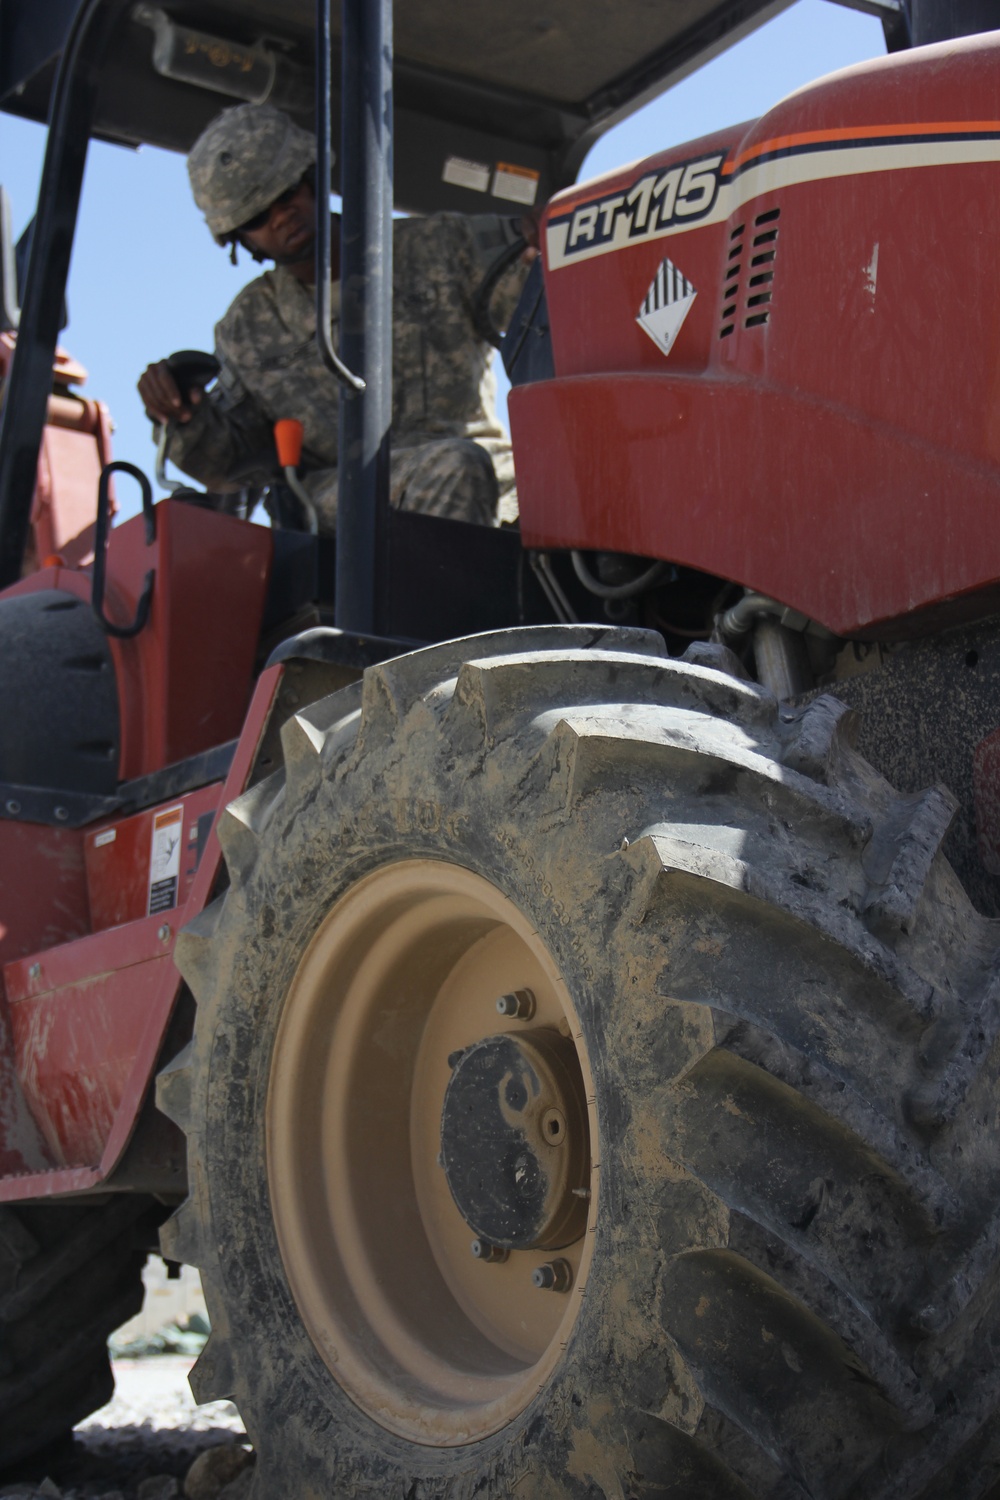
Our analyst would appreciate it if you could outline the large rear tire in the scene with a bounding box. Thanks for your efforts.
[0,1196,160,1470]
[161,626,1000,1497]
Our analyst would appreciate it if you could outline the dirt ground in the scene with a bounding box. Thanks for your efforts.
[7,1357,250,1500]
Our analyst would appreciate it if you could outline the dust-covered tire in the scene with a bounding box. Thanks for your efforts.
[161,625,1000,1498]
[0,1196,160,1469]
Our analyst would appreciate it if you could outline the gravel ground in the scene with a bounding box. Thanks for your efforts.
[7,1359,251,1500]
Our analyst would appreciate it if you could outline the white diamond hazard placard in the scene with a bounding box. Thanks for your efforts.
[636,256,696,359]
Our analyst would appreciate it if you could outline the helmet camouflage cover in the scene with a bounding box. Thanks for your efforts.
[188,102,317,240]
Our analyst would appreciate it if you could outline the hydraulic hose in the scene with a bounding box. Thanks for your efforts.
[570,551,669,600]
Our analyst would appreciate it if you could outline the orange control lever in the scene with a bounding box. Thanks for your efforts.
[274,418,304,469]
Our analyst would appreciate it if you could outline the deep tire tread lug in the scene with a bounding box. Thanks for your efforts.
[864,784,960,934]
[279,711,326,803]
[781,693,859,783]
[665,1248,908,1494]
[155,1040,195,1131]
[158,1195,203,1270]
[189,1328,236,1404]
[216,777,279,887]
[173,895,226,999]
[631,826,940,1027]
[680,638,753,680]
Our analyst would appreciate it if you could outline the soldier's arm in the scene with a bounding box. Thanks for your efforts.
[138,360,194,425]
[158,360,276,495]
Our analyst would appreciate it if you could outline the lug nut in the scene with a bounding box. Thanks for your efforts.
[471,1238,509,1263]
[532,1258,573,1293]
[496,988,535,1020]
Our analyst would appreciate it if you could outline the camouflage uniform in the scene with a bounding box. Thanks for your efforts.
[166,213,526,530]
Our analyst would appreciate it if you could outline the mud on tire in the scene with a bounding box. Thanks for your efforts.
[160,625,1000,1498]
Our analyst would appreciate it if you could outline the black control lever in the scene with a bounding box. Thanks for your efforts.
[155,350,220,496]
[165,348,220,403]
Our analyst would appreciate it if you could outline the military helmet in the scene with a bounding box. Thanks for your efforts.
[188,102,318,240]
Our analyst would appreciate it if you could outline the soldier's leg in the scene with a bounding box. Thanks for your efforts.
[475,438,518,525]
[390,438,498,526]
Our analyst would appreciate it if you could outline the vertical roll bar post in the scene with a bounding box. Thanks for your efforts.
[328,0,393,635]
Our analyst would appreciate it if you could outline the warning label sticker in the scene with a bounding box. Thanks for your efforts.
[148,805,183,916]
[492,162,539,206]
[636,256,697,359]
[442,155,490,194]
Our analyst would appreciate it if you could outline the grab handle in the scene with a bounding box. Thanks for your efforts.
[92,460,155,639]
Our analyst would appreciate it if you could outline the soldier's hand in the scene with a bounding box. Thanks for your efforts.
[519,214,540,265]
[138,360,202,425]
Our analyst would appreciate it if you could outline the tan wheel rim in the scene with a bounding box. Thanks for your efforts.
[267,859,597,1446]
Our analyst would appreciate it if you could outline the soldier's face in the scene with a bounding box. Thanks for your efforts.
[241,179,317,266]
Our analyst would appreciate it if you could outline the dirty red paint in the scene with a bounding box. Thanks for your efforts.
[0,821,90,968]
[0,666,283,1199]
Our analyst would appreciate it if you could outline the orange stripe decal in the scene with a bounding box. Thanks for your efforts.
[721,120,1000,176]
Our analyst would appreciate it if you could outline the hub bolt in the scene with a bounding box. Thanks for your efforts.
[470,1238,509,1263]
[541,1107,566,1145]
[496,988,536,1020]
[532,1258,573,1293]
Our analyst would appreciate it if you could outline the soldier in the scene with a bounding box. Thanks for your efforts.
[138,103,532,531]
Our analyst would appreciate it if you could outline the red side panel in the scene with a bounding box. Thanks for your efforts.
[511,374,1000,636]
[0,667,283,1197]
[6,916,176,1166]
[0,822,90,968]
[514,33,1000,635]
[84,783,222,933]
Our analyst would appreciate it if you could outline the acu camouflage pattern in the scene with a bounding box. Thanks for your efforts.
[187,102,316,240]
[166,214,528,530]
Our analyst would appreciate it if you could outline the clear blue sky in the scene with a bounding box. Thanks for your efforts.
[0,0,883,519]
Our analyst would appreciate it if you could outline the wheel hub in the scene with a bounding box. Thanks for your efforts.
[440,1029,588,1250]
[267,859,597,1444]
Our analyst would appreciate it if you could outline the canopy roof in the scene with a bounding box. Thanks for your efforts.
[0,0,801,211]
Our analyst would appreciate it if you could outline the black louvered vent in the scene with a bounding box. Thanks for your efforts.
[745,207,779,328]
[719,207,780,337]
[719,222,744,338]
